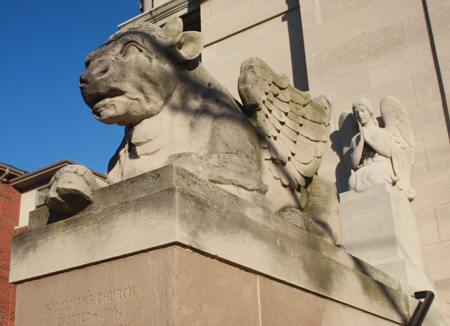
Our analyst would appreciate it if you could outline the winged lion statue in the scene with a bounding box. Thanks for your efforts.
[46,17,342,245]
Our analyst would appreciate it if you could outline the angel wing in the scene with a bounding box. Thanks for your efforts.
[338,111,359,189]
[238,57,331,190]
[380,96,416,200]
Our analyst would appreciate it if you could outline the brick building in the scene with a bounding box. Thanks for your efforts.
[0,164,25,326]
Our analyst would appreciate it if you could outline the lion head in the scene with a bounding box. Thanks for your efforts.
[79,17,203,126]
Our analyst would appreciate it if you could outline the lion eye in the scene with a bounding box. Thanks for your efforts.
[122,43,142,56]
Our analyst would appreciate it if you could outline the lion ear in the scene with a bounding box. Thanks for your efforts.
[162,17,183,39]
[171,31,204,61]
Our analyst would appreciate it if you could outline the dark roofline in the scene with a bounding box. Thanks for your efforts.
[9,159,106,192]
[0,162,27,181]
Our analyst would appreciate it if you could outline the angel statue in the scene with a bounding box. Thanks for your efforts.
[339,97,416,200]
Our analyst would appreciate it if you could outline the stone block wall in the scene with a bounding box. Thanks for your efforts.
[300,0,450,308]
[16,164,448,325]
[141,0,172,12]
[201,0,306,99]
[15,246,418,326]
[198,0,450,309]
[422,0,450,308]
[0,182,21,326]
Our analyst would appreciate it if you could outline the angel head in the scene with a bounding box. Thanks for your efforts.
[352,99,378,127]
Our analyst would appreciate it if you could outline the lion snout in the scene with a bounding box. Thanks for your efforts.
[80,58,110,86]
[80,58,118,108]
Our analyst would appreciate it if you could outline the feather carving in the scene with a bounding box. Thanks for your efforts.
[238,57,331,190]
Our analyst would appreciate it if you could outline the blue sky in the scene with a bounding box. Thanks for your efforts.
[1,1,142,174]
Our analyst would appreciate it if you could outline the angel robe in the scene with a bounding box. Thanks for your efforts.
[348,127,397,193]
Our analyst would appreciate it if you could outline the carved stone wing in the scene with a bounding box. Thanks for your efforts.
[380,96,415,164]
[338,111,359,183]
[238,57,331,189]
[380,96,416,199]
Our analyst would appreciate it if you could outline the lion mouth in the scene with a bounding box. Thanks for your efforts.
[92,98,116,118]
[80,85,125,111]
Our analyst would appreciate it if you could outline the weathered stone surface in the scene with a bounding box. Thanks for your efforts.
[411,140,429,175]
[436,279,450,308]
[436,203,450,242]
[251,0,297,23]
[201,42,217,61]
[374,258,435,293]
[330,78,418,130]
[423,240,450,281]
[403,13,430,47]
[411,166,450,211]
[408,101,448,140]
[11,165,436,325]
[302,175,342,245]
[367,42,434,89]
[309,64,371,103]
[317,164,339,187]
[215,14,288,58]
[172,247,260,325]
[47,17,337,230]
[13,164,450,325]
[304,11,361,55]
[217,13,299,58]
[78,18,267,203]
[326,22,406,75]
[203,43,254,81]
[339,183,434,291]
[339,97,416,199]
[358,0,422,33]
[202,0,296,45]
[424,133,450,171]
[34,165,268,230]
[305,50,328,82]
[17,248,174,326]
[319,0,378,22]
[428,1,450,35]
[435,29,450,65]
[427,0,448,7]
[441,62,450,96]
[300,0,322,30]
[15,247,261,326]
[236,57,341,238]
[417,207,441,245]
[17,244,450,326]
[201,0,253,44]
[204,8,302,100]
[413,71,441,107]
[253,30,292,64]
[45,165,98,215]
[259,275,398,326]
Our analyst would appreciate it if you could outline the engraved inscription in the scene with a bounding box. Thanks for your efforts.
[57,312,93,326]
[96,286,136,304]
[45,285,136,325]
[46,293,94,314]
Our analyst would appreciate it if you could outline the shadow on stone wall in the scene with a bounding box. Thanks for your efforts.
[283,1,309,91]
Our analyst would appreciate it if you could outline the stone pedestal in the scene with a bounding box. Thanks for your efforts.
[340,183,435,291]
[11,166,450,325]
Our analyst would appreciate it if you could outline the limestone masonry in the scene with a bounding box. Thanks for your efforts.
[7,0,450,324]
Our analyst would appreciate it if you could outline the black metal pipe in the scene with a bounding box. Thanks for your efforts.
[421,0,450,140]
[408,291,435,326]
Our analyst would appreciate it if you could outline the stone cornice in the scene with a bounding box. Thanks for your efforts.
[119,0,200,29]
